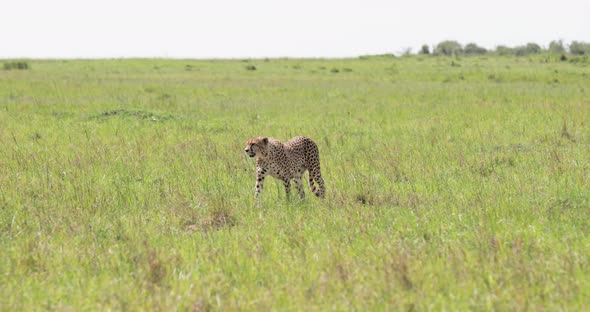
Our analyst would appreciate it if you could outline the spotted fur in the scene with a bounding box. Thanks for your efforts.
[244,136,325,199]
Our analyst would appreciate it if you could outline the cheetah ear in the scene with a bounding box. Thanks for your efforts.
[262,137,269,145]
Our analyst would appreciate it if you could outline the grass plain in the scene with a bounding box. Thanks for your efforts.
[1,55,589,310]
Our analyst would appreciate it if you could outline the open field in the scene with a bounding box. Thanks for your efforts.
[1,55,589,310]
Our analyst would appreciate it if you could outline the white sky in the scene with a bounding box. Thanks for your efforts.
[1,0,589,59]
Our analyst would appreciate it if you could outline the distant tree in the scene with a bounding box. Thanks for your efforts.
[419,44,430,55]
[401,47,413,56]
[495,45,513,56]
[548,40,566,54]
[501,43,542,56]
[569,41,590,55]
[464,43,487,55]
[512,46,527,56]
[494,43,543,56]
[434,40,463,56]
[525,43,542,54]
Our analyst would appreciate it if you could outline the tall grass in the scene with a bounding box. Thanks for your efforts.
[1,55,589,310]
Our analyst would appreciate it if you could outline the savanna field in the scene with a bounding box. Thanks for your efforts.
[1,55,589,310]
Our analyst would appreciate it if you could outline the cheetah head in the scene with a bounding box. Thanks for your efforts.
[244,137,268,158]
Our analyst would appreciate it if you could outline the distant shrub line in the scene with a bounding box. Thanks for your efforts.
[3,61,30,70]
[417,40,590,57]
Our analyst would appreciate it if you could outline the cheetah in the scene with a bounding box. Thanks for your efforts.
[244,136,325,199]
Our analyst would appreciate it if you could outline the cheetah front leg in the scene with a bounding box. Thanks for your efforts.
[254,167,267,198]
[293,176,305,199]
[282,178,291,198]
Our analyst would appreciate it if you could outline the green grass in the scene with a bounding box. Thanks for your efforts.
[1,55,589,310]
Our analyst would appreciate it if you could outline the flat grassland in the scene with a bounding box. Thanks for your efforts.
[1,55,589,310]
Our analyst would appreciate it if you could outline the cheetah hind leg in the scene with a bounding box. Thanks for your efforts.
[308,172,317,195]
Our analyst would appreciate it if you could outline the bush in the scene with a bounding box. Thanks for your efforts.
[3,61,30,70]
[434,40,463,56]
[569,55,589,64]
[464,43,487,55]
[569,41,590,55]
